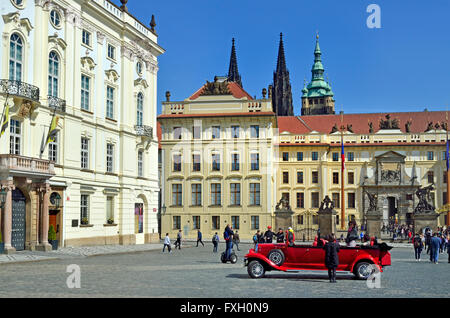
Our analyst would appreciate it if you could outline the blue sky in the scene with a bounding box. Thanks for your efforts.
[113,0,450,116]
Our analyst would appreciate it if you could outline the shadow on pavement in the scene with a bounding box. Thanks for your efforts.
[226,273,356,282]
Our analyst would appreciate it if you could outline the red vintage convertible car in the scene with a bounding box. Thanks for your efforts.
[244,241,392,279]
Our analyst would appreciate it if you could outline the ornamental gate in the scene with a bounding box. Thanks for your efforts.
[11,189,26,251]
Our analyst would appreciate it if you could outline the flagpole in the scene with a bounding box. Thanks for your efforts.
[0,93,9,138]
[340,109,345,230]
[446,109,450,227]
[40,105,57,158]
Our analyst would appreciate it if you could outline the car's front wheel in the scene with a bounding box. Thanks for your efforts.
[354,261,375,280]
[247,260,266,279]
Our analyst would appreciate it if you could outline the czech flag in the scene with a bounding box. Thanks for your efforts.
[341,135,345,171]
[446,138,449,171]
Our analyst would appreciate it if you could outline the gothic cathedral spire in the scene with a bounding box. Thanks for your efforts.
[227,38,243,87]
[272,33,294,116]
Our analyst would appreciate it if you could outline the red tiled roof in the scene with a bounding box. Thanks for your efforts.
[189,81,254,100]
[157,122,162,150]
[278,111,449,135]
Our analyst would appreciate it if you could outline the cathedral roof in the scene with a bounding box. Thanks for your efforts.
[278,111,449,135]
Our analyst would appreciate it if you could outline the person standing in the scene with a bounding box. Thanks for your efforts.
[264,226,275,243]
[196,230,204,247]
[286,227,295,247]
[346,221,358,247]
[163,233,172,253]
[446,235,450,263]
[224,224,234,260]
[413,234,423,261]
[253,230,260,252]
[276,228,285,243]
[232,231,240,251]
[431,233,441,264]
[212,232,219,253]
[323,233,340,283]
[175,229,182,249]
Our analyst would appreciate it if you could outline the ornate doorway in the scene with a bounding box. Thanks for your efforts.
[11,189,26,251]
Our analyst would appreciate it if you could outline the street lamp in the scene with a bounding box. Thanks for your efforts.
[161,204,167,215]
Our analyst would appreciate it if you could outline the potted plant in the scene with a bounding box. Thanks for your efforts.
[0,231,4,254]
[48,225,58,250]
[107,218,114,225]
[81,217,89,225]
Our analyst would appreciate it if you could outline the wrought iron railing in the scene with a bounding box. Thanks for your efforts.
[0,79,40,103]
[48,95,66,113]
[134,125,153,138]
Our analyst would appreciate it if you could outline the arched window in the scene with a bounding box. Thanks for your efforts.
[137,93,144,126]
[48,51,60,97]
[9,34,23,81]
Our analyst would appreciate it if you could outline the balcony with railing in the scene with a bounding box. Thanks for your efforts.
[48,95,66,113]
[0,154,55,178]
[0,79,40,103]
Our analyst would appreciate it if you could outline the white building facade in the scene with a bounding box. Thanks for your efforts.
[0,0,163,252]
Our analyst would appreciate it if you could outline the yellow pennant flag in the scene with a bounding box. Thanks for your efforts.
[0,103,9,137]
[46,115,60,145]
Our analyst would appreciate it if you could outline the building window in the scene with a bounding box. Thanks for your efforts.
[138,150,143,177]
[427,171,434,184]
[107,44,116,60]
[312,171,319,184]
[136,62,143,76]
[106,86,115,119]
[9,119,21,155]
[106,143,114,173]
[9,34,23,81]
[136,93,144,126]
[312,152,319,161]
[297,152,303,161]
[251,216,259,230]
[347,152,355,162]
[212,153,220,171]
[427,151,434,161]
[212,216,220,230]
[283,171,289,184]
[311,192,320,209]
[444,172,448,184]
[48,51,59,97]
[191,184,202,206]
[348,172,355,184]
[211,183,221,206]
[173,154,182,172]
[50,10,61,28]
[250,125,259,138]
[81,137,89,169]
[251,153,259,171]
[106,196,114,222]
[333,172,339,184]
[231,216,240,230]
[80,194,89,224]
[231,125,239,138]
[332,152,339,162]
[172,184,182,206]
[298,215,304,225]
[249,183,260,206]
[81,75,90,111]
[231,153,239,171]
[192,216,200,230]
[11,0,24,8]
[444,192,448,205]
[192,126,201,139]
[348,193,356,209]
[282,152,289,161]
[82,30,91,47]
[332,193,340,208]
[230,183,241,206]
[48,132,58,162]
[296,192,304,208]
[212,126,221,139]
[192,154,201,172]
[173,127,182,140]
[173,216,181,230]
[297,171,304,184]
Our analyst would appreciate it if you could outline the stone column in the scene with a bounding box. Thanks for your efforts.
[37,181,52,252]
[2,178,15,254]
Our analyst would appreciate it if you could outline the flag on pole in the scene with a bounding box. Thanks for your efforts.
[446,136,449,171]
[40,115,60,156]
[0,100,9,137]
[341,135,345,171]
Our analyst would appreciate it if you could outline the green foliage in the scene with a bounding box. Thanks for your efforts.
[48,225,57,241]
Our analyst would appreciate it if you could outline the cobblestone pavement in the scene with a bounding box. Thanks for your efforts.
[0,242,448,298]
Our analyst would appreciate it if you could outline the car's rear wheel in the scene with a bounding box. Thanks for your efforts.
[247,260,265,279]
[267,249,285,266]
[354,261,375,280]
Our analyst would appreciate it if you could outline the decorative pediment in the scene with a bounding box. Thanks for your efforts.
[201,77,231,96]
[105,69,120,83]
[134,78,149,89]
[81,56,96,71]
[375,151,406,161]
[48,34,67,50]
[2,13,33,36]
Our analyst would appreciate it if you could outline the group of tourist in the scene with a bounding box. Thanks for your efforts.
[382,224,414,241]
[413,227,450,263]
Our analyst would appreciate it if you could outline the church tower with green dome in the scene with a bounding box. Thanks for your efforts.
[301,34,335,115]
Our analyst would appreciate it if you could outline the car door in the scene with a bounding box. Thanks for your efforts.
[283,245,308,268]
[303,246,326,270]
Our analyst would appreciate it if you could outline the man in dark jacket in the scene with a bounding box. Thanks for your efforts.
[276,228,285,243]
[224,224,234,260]
[196,230,204,247]
[264,226,275,243]
[323,233,340,283]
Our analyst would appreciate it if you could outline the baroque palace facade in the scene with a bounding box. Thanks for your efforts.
[0,0,163,253]
[159,36,448,240]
